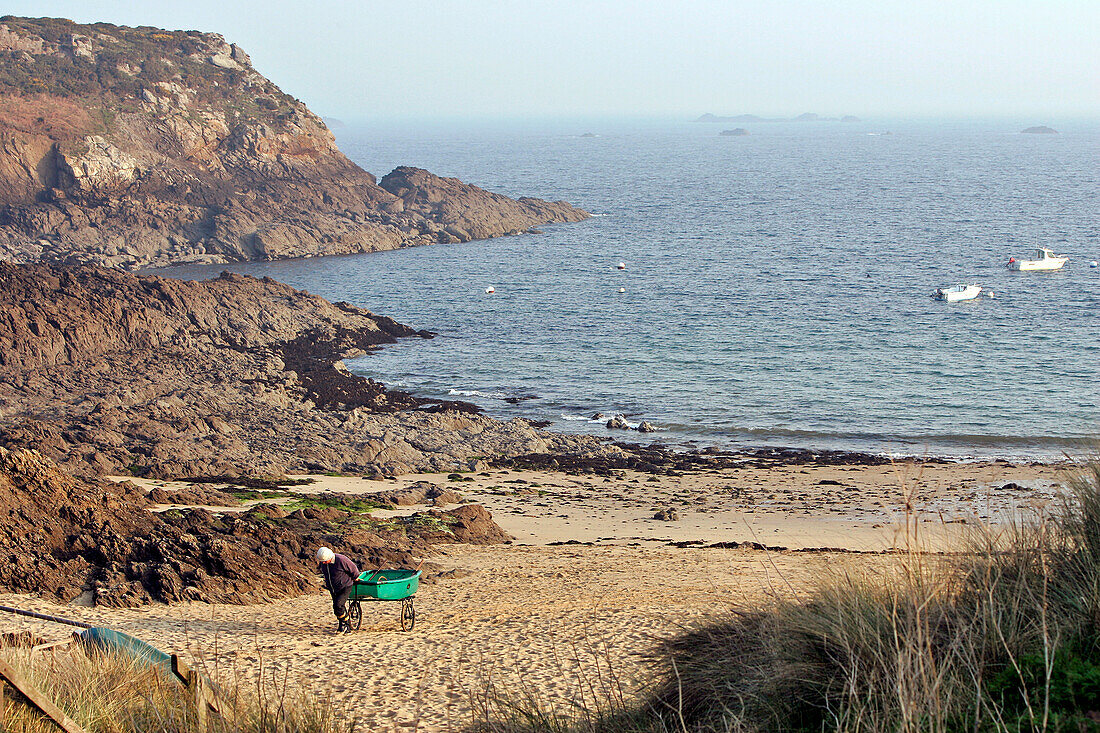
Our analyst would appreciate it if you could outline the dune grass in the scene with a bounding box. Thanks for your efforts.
[475,461,1100,732]
[0,645,352,733]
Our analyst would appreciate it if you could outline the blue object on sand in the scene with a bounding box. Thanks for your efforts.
[78,628,173,672]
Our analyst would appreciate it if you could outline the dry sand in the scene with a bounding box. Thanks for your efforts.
[1,458,1069,731]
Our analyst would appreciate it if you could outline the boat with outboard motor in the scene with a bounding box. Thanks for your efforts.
[932,283,989,302]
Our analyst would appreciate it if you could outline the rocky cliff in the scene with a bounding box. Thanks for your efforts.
[0,262,616,479]
[0,17,588,270]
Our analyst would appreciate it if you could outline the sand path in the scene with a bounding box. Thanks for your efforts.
[2,545,869,731]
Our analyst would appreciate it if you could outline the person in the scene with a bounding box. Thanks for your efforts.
[315,547,359,633]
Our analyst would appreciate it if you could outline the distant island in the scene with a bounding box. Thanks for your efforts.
[1021,126,1058,134]
[720,128,750,136]
[697,112,861,123]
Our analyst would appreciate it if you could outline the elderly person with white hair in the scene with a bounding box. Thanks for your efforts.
[315,547,360,633]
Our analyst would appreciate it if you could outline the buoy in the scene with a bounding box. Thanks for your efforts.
[617,262,626,270]
[618,287,625,293]
[1008,257,1015,263]
[485,286,495,294]
[1091,261,1098,268]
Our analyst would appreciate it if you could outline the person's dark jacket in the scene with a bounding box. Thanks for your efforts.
[320,553,359,595]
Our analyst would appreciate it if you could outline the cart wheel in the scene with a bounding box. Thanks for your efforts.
[348,600,362,631]
[400,598,415,631]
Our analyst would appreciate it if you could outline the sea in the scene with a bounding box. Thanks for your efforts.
[156,117,1100,461]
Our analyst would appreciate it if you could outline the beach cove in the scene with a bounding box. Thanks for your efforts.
[1,456,1068,731]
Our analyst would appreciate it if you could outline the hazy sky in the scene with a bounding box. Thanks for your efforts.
[6,0,1098,120]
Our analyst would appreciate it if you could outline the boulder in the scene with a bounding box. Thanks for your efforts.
[209,53,241,70]
[374,481,463,506]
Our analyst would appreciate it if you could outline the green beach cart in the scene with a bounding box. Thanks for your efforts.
[347,568,421,631]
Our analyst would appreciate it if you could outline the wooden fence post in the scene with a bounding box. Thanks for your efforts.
[172,654,221,728]
[0,657,86,733]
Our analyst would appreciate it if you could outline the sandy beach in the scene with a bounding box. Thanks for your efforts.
[0,457,1070,731]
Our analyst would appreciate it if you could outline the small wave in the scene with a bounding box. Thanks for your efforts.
[560,413,602,422]
[447,388,508,399]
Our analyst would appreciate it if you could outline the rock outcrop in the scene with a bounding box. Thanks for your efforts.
[0,446,511,606]
[0,262,618,478]
[0,17,588,270]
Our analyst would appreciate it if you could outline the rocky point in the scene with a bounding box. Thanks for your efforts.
[0,261,619,479]
[0,17,588,270]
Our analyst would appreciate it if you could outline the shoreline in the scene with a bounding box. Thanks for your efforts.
[471,410,1096,465]
[349,365,1093,466]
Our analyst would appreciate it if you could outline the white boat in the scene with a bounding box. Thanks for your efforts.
[1006,248,1067,271]
[933,283,984,302]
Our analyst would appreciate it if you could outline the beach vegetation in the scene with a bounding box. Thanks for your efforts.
[0,645,351,732]
[408,513,454,534]
[475,460,1100,732]
[230,488,294,501]
[189,475,316,491]
[281,492,387,514]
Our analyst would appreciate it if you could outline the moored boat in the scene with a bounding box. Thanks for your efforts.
[1007,248,1067,271]
[932,283,985,302]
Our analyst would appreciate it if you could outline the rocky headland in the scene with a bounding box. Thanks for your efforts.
[0,260,611,607]
[0,262,618,479]
[0,17,588,270]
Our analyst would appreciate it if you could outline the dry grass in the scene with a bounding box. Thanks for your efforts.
[474,460,1100,733]
[0,645,352,733]
[0,93,94,139]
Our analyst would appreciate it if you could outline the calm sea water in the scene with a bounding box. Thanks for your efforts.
[159,118,1100,459]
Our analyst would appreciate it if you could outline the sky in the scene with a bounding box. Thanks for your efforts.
[5,0,1098,121]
